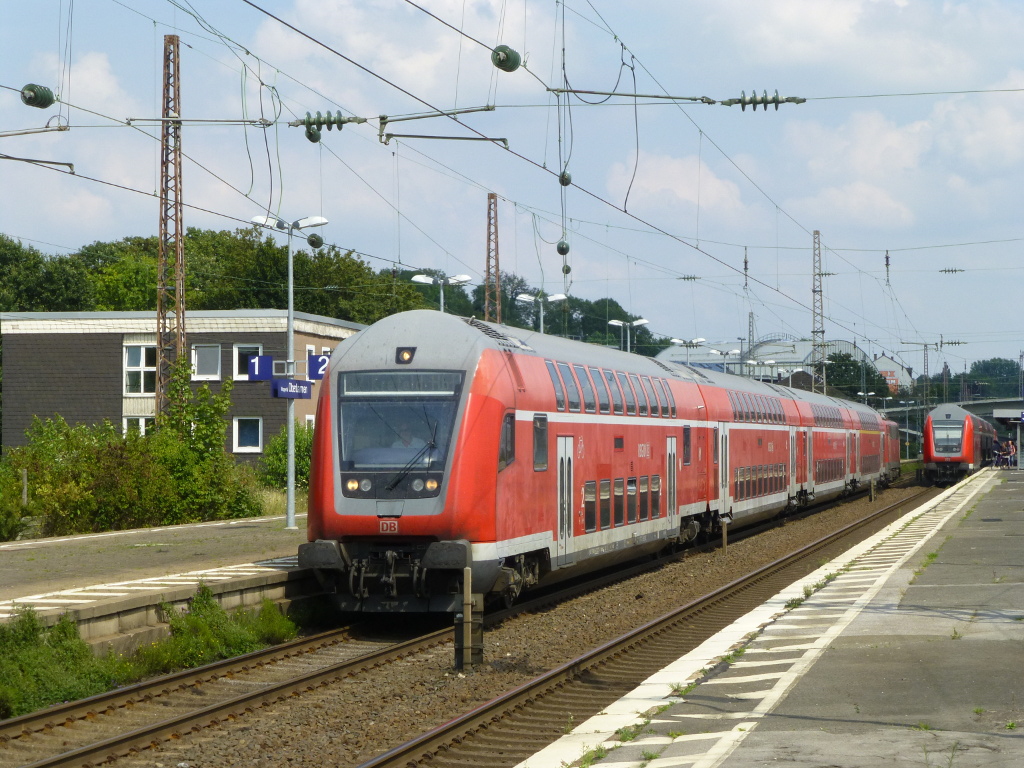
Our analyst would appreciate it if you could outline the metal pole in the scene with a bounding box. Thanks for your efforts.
[539,300,545,334]
[439,280,445,313]
[462,566,473,668]
[285,226,297,530]
[626,326,631,354]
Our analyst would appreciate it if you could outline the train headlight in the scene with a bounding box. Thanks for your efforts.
[360,479,372,492]
[411,479,425,492]
[346,479,359,492]
[425,478,439,492]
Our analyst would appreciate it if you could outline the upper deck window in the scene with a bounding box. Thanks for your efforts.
[557,362,581,412]
[545,360,566,410]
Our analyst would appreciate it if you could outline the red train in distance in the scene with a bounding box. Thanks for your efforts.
[300,310,902,613]
[922,403,997,485]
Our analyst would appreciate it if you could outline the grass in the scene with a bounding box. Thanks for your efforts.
[0,584,297,720]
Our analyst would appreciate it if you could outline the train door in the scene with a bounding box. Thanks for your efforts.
[556,436,575,565]
[806,428,814,493]
[789,427,797,492]
[666,435,678,516]
[719,426,731,512]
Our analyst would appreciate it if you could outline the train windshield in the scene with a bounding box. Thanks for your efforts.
[932,421,963,454]
[337,371,463,470]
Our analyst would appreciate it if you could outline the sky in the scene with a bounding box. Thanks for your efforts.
[2,0,1023,379]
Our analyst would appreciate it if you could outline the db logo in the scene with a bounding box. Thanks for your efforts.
[379,519,399,534]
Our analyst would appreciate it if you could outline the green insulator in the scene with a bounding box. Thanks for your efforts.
[562,264,572,275]
[307,233,324,249]
[559,170,572,187]
[491,45,522,73]
[305,124,322,143]
[21,83,56,109]
[557,240,570,256]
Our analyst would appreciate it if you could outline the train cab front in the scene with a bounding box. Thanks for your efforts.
[300,338,492,613]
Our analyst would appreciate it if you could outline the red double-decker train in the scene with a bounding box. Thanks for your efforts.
[922,403,996,485]
[300,310,901,612]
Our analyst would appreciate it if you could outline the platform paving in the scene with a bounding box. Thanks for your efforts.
[521,469,1024,768]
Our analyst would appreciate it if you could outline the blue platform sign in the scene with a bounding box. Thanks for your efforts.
[271,379,313,399]
[308,353,331,381]
[248,355,274,381]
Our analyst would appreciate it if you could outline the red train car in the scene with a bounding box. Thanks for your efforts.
[922,404,996,485]
[300,311,901,612]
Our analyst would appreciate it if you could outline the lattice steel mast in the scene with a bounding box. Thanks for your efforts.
[484,192,501,323]
[156,34,186,415]
[811,230,824,393]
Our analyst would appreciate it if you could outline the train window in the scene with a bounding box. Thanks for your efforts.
[614,436,624,451]
[498,412,516,471]
[573,364,597,413]
[728,391,739,421]
[745,467,752,499]
[600,479,611,529]
[663,380,677,417]
[533,415,548,471]
[627,478,638,523]
[584,481,597,532]
[613,478,625,526]
[616,372,637,415]
[603,370,624,414]
[734,468,742,500]
[652,378,670,417]
[651,475,661,518]
[683,426,692,465]
[629,374,648,416]
[589,367,611,414]
[639,476,649,521]
[757,396,766,423]
[544,361,565,411]
[641,376,660,417]
[557,362,581,412]
[713,426,719,464]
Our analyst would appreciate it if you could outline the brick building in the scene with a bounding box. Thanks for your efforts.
[0,310,362,456]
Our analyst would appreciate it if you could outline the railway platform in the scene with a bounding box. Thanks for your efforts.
[0,513,307,651]
[521,468,1024,768]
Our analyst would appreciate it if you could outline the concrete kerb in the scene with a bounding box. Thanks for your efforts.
[6,567,320,656]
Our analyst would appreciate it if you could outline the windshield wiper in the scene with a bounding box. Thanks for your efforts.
[385,421,439,491]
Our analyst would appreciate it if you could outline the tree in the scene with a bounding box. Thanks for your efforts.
[822,352,890,402]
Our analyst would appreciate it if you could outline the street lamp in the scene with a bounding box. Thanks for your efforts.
[710,348,741,374]
[516,292,567,334]
[411,273,472,313]
[251,213,329,530]
[671,337,705,364]
[607,318,648,353]
[625,318,648,354]
[857,390,875,405]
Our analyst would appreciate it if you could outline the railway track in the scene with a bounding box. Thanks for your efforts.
[0,484,933,768]
[358,485,939,768]
[0,624,448,768]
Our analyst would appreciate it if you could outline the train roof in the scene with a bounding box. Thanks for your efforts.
[927,403,980,422]
[350,311,887,420]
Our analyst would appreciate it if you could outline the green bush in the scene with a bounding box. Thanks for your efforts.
[0,586,298,718]
[4,359,263,536]
[259,422,315,490]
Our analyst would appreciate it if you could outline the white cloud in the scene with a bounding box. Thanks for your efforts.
[790,181,914,228]
[606,151,745,217]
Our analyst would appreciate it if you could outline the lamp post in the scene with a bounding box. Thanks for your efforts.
[251,213,329,530]
[516,292,567,334]
[625,318,648,354]
[671,337,705,364]
[880,395,893,414]
[857,390,875,405]
[900,400,915,459]
[608,318,648,353]
[710,348,741,374]
[411,273,472,313]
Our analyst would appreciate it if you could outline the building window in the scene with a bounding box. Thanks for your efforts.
[233,417,263,453]
[123,417,154,435]
[124,345,156,395]
[305,415,315,428]
[233,344,263,381]
[192,344,221,380]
